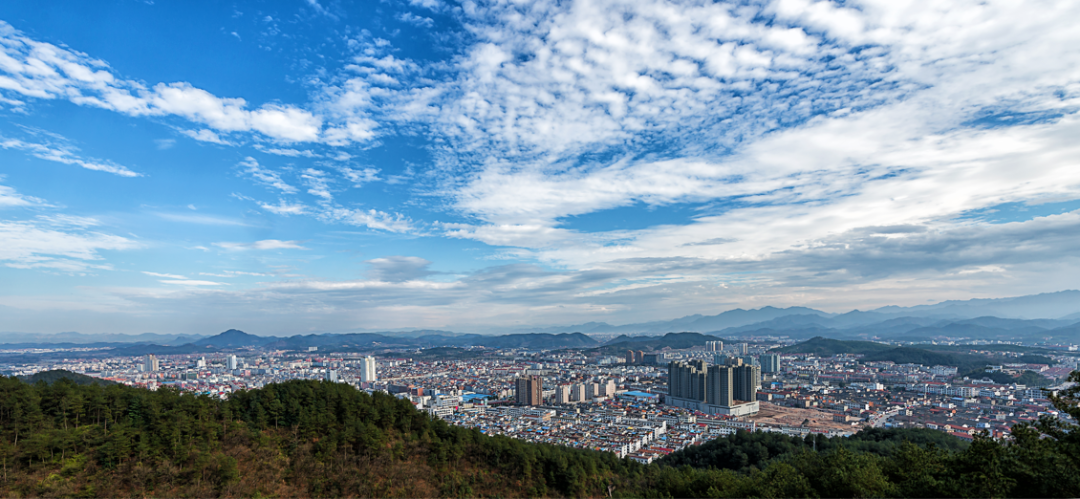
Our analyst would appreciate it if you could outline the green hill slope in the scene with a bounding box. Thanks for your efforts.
[771,336,894,355]
[1,373,1078,497]
[18,369,116,386]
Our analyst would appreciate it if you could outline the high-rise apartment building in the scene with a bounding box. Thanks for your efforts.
[227,355,238,370]
[761,354,781,373]
[706,365,733,406]
[738,355,758,367]
[571,383,585,402]
[144,354,159,372]
[705,340,723,352]
[361,356,378,383]
[626,350,636,364]
[733,364,761,402]
[601,379,617,397]
[668,358,759,416]
[738,343,749,355]
[668,359,708,401]
[555,385,571,404]
[515,375,543,406]
[586,382,599,400]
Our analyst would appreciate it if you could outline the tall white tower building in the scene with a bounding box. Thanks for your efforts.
[227,354,238,370]
[144,354,159,372]
[361,356,377,382]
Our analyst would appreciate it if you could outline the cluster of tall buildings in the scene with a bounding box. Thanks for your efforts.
[760,353,780,373]
[360,356,378,383]
[667,357,761,416]
[515,375,543,405]
[513,377,619,406]
[625,349,646,364]
[554,379,617,403]
[705,341,723,352]
[142,354,159,372]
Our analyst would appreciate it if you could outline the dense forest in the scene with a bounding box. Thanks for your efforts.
[1,371,1078,498]
[16,370,117,387]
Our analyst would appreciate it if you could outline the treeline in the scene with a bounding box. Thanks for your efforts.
[660,427,969,472]
[0,371,1078,497]
[16,370,116,386]
[0,376,636,497]
[957,368,1051,387]
[655,426,1079,497]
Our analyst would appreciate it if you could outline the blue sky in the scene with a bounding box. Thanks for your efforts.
[1,0,1079,335]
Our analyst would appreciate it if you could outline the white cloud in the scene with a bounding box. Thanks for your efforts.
[180,128,233,145]
[397,12,434,28]
[366,256,435,282]
[0,134,139,177]
[409,0,443,11]
[238,156,296,193]
[213,239,307,251]
[320,206,415,233]
[301,168,333,201]
[154,212,251,226]
[427,0,1080,272]
[258,199,308,215]
[0,216,140,271]
[200,270,270,277]
[338,166,381,187]
[142,271,187,279]
[255,145,320,157]
[158,279,226,286]
[304,0,337,19]
[154,138,175,150]
[0,22,346,145]
[0,180,46,208]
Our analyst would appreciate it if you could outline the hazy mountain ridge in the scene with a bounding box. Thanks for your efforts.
[0,331,205,345]
[869,290,1080,320]
[4,291,1080,351]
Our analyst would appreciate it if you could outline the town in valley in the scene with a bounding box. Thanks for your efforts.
[6,329,1076,465]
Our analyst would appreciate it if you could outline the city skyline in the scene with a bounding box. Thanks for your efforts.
[2,0,1080,335]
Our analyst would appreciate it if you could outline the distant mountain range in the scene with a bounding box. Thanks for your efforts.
[0,331,205,345]
[503,306,831,335]
[506,290,1080,336]
[3,290,1080,353]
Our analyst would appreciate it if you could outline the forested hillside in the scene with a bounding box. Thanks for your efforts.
[16,370,117,386]
[1,372,1079,498]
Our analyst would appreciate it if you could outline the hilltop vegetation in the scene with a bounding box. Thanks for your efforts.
[957,368,1053,387]
[1,371,1079,497]
[773,337,1058,374]
[771,337,894,356]
[599,332,728,353]
[660,428,969,472]
[17,370,116,386]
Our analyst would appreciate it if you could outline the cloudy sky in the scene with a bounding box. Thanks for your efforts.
[1,0,1078,335]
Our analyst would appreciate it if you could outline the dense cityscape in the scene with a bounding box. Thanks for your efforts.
[5,332,1076,466]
